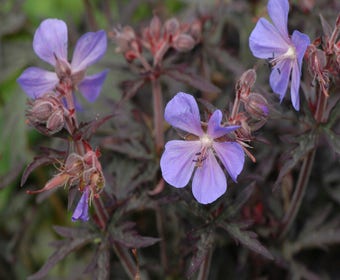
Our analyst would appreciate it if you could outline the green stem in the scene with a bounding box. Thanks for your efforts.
[279,148,316,238]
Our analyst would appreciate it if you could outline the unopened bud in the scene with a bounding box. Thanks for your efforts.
[172,34,196,52]
[164,18,180,38]
[27,93,65,135]
[238,69,257,90]
[188,20,202,43]
[149,14,162,40]
[244,93,269,119]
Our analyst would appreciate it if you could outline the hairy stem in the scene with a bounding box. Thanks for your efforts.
[197,246,213,280]
[112,242,138,279]
[279,148,316,238]
[151,77,164,155]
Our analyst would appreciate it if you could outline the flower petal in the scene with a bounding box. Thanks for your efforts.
[17,67,58,98]
[249,18,290,59]
[72,187,90,222]
[192,150,226,204]
[269,58,292,101]
[207,110,240,139]
[267,0,289,38]
[213,142,245,182]
[33,19,68,66]
[78,70,109,102]
[292,30,310,68]
[160,140,201,188]
[290,61,301,110]
[71,30,107,72]
[164,92,203,136]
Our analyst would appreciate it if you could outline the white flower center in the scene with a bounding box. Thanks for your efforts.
[269,45,296,68]
[193,134,213,167]
[200,134,213,147]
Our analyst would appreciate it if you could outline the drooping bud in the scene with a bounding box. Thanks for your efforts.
[244,93,269,120]
[72,186,90,222]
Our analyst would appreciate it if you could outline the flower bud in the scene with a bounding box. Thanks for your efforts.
[65,153,84,180]
[244,92,269,119]
[164,18,180,38]
[149,14,162,40]
[27,93,65,135]
[172,34,196,52]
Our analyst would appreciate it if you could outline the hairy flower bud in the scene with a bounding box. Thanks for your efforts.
[237,69,257,99]
[244,93,269,119]
[27,93,65,135]
[164,18,180,38]
[172,34,196,52]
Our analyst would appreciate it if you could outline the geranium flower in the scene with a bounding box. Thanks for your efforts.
[160,92,245,204]
[249,0,310,110]
[17,18,108,102]
[72,186,90,222]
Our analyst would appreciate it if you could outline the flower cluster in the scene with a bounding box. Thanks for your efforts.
[110,14,201,66]
[18,19,108,222]
[160,92,245,204]
[249,0,310,110]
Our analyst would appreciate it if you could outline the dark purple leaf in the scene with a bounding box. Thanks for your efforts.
[219,222,273,260]
[112,222,160,248]
[27,233,98,280]
[79,113,115,140]
[120,79,145,101]
[20,156,59,187]
[164,66,221,93]
[274,132,317,190]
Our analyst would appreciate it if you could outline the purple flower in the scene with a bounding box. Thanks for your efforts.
[72,186,90,222]
[17,18,108,102]
[249,0,310,110]
[160,92,245,204]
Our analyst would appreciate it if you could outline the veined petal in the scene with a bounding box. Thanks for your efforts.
[290,61,301,111]
[213,142,245,182]
[291,30,310,70]
[207,110,240,139]
[17,67,58,98]
[164,92,203,136]
[267,0,289,38]
[72,187,90,222]
[269,58,292,101]
[160,140,201,188]
[33,19,68,66]
[192,150,226,204]
[71,30,107,72]
[78,70,109,102]
[249,18,290,59]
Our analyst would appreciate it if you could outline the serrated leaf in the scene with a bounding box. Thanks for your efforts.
[112,222,160,248]
[28,233,98,280]
[219,222,273,260]
[274,132,317,189]
[165,66,221,93]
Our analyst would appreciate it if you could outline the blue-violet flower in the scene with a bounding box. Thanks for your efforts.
[17,18,108,102]
[249,0,310,110]
[160,92,245,204]
[72,186,90,222]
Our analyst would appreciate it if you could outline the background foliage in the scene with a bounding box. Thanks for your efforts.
[0,0,339,279]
